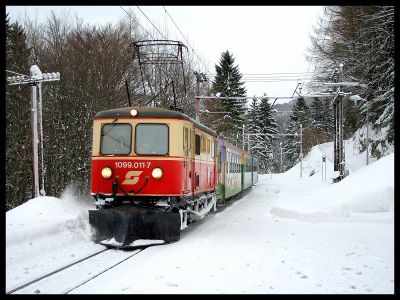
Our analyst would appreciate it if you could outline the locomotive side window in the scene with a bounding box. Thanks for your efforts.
[201,135,206,153]
[183,127,188,154]
[135,123,168,155]
[100,123,132,155]
[195,134,201,155]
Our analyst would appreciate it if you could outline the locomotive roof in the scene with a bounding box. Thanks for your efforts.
[95,106,217,137]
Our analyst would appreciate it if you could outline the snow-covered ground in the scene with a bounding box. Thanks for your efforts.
[6,138,394,294]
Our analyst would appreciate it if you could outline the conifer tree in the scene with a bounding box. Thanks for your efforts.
[257,97,278,171]
[282,97,311,168]
[310,97,324,130]
[6,14,32,210]
[212,50,247,143]
[246,97,262,149]
[246,97,278,172]
[309,97,326,145]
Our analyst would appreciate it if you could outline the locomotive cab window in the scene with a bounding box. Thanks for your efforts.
[135,123,169,155]
[100,123,132,155]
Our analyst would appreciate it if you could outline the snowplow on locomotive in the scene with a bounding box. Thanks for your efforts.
[89,106,258,248]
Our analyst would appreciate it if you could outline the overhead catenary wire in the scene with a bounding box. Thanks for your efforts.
[204,72,317,83]
[121,5,189,103]
[120,6,155,39]
[136,6,168,40]
[123,5,209,75]
[121,7,324,94]
[163,6,210,74]
[204,72,315,78]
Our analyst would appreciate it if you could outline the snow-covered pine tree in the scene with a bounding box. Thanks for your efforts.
[309,97,326,145]
[256,97,278,172]
[321,98,334,139]
[310,97,324,130]
[212,50,247,144]
[246,97,262,152]
[282,97,312,169]
[6,14,32,210]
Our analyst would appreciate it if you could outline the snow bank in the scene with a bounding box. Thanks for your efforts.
[6,185,95,263]
[270,153,394,223]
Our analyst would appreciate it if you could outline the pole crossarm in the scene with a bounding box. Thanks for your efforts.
[7,72,61,86]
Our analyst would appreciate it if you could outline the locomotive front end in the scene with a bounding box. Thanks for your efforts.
[90,108,185,207]
[89,107,187,247]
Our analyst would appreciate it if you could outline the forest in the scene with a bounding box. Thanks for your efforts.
[5,6,394,210]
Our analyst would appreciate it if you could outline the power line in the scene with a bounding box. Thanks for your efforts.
[120,6,154,39]
[163,6,210,73]
[130,6,208,75]
[204,72,316,83]
[136,6,167,40]
[206,72,314,76]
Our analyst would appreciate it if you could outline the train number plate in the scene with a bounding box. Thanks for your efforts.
[114,161,152,169]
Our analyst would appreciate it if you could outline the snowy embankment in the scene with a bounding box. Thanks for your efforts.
[270,143,394,223]
[6,136,394,293]
[6,186,105,291]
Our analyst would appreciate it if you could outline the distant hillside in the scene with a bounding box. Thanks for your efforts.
[272,97,324,133]
[272,100,295,133]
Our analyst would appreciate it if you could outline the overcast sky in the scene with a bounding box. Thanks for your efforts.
[6,5,324,102]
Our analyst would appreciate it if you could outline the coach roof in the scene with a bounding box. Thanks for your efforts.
[95,106,217,137]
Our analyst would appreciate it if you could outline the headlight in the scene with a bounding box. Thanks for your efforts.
[101,167,113,179]
[130,109,138,117]
[151,167,163,179]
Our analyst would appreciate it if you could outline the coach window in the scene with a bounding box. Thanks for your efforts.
[235,155,238,173]
[100,123,132,155]
[235,155,237,173]
[210,140,215,159]
[136,123,168,155]
[228,153,231,173]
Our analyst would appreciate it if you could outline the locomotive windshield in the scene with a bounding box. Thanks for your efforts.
[100,123,132,155]
[135,123,168,155]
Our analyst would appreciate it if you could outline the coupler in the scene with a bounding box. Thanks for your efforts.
[89,205,181,247]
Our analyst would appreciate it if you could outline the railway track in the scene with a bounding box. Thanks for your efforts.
[7,247,145,294]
